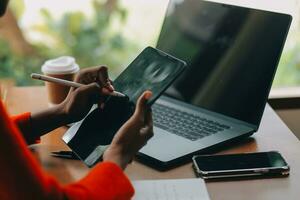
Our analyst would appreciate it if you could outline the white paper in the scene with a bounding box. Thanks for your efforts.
[132,178,210,200]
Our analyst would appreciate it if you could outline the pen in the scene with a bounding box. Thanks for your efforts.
[51,151,80,160]
[31,73,126,98]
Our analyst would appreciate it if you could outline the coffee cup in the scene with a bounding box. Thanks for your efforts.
[42,56,80,105]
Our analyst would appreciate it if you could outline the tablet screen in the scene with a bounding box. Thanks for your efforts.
[114,46,186,105]
[63,47,186,167]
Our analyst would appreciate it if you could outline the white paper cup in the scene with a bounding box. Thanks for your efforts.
[42,56,80,105]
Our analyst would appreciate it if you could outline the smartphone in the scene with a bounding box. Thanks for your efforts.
[63,46,187,167]
[192,151,290,179]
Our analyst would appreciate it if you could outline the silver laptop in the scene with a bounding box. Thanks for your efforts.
[137,0,292,170]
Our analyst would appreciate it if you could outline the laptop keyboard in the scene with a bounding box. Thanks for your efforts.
[152,104,230,141]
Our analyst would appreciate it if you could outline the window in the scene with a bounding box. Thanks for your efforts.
[0,0,299,90]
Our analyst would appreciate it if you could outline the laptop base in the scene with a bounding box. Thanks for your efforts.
[136,132,254,171]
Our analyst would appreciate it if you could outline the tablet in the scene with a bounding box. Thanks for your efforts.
[62,46,186,167]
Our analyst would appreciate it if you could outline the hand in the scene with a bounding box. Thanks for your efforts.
[103,91,153,170]
[60,66,114,123]
[74,66,114,93]
[30,66,116,137]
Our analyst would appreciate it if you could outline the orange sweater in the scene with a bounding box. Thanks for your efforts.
[0,100,134,200]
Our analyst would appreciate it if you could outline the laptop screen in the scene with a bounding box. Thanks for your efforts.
[156,0,291,127]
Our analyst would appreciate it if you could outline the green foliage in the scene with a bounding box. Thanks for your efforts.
[0,0,139,86]
[0,40,44,85]
[273,38,300,87]
[32,0,138,77]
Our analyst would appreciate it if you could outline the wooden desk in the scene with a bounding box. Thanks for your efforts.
[6,86,300,200]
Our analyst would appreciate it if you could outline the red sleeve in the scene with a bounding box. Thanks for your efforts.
[0,100,134,200]
[64,162,134,200]
[10,112,40,145]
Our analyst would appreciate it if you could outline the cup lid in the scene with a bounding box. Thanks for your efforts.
[42,56,80,75]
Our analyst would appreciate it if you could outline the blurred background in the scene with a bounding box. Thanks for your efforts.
[0,0,300,87]
[0,0,168,85]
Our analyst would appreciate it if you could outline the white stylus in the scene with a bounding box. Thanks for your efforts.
[31,73,126,98]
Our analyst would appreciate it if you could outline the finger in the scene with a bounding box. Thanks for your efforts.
[141,109,153,139]
[69,86,76,93]
[108,79,115,91]
[134,91,152,119]
[74,66,98,84]
[75,66,110,85]
[140,126,154,140]
[97,66,114,92]
[76,74,111,96]
[144,107,152,127]
[105,80,114,92]
[76,83,102,103]
[101,87,111,95]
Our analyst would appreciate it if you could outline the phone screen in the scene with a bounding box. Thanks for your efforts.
[194,152,288,171]
[113,46,186,105]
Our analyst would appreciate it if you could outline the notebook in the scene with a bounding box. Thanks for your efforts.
[132,178,210,200]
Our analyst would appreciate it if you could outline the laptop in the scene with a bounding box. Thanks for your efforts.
[137,0,292,170]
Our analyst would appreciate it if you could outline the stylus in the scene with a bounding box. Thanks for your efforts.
[51,151,80,160]
[31,73,126,98]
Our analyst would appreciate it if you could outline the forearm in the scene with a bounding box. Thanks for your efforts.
[1,101,133,200]
[30,104,70,137]
[0,101,65,199]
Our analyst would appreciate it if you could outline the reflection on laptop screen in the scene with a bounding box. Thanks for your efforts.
[157,0,291,126]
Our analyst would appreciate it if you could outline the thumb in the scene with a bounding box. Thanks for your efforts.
[134,91,152,119]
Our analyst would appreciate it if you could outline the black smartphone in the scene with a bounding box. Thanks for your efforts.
[62,46,186,167]
[192,151,290,180]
